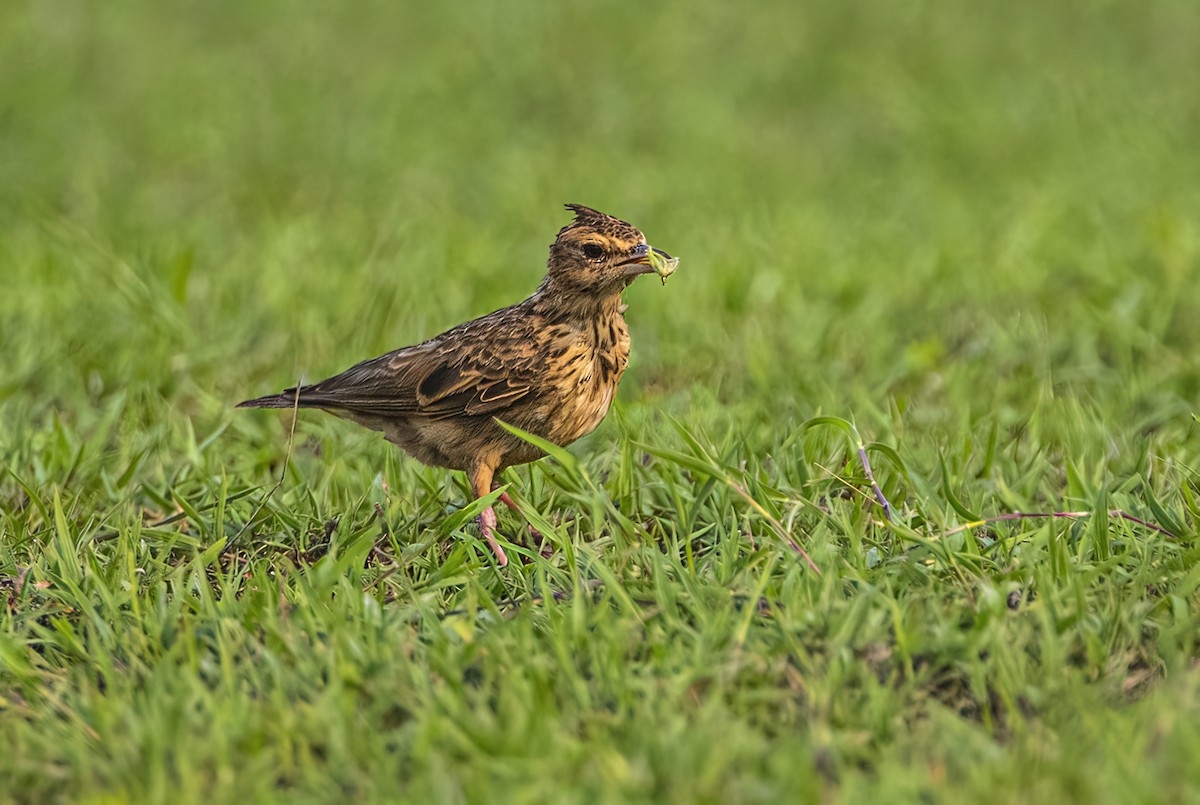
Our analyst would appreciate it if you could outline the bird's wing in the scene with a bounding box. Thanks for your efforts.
[411,359,532,417]
[292,320,540,420]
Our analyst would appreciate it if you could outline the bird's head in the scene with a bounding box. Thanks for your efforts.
[543,204,677,299]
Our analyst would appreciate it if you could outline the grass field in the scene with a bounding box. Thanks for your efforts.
[3,1,1200,801]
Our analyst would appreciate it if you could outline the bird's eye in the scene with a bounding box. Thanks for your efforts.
[582,243,604,260]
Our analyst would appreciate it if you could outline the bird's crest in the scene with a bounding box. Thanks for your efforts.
[558,203,642,242]
[565,203,607,221]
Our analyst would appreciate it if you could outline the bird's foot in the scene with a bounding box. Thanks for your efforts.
[476,506,508,567]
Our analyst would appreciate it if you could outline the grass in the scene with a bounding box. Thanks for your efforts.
[3,0,1200,801]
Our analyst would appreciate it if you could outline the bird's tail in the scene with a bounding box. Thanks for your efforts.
[236,388,317,409]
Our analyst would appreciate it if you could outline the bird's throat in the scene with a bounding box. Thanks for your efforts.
[530,278,627,323]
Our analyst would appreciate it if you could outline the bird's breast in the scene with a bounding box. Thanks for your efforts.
[541,315,630,446]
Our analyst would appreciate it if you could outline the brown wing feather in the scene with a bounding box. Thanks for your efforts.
[412,361,532,419]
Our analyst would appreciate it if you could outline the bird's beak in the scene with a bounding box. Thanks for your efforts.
[620,246,679,281]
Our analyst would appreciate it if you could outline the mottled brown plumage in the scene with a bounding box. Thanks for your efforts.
[238,204,677,566]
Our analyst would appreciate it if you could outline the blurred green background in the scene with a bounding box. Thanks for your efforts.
[3,1,1200,801]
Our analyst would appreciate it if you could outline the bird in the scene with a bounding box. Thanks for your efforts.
[238,204,678,567]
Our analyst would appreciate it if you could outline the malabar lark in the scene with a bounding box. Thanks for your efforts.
[239,204,678,566]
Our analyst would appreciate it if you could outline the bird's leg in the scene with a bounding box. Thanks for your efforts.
[493,484,550,557]
[497,490,521,514]
[494,485,544,537]
[471,463,508,567]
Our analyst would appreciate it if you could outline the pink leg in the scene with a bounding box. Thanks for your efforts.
[497,490,543,540]
[495,488,551,558]
[471,463,508,567]
[476,506,508,567]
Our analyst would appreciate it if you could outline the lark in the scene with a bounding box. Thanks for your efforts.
[238,204,678,566]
